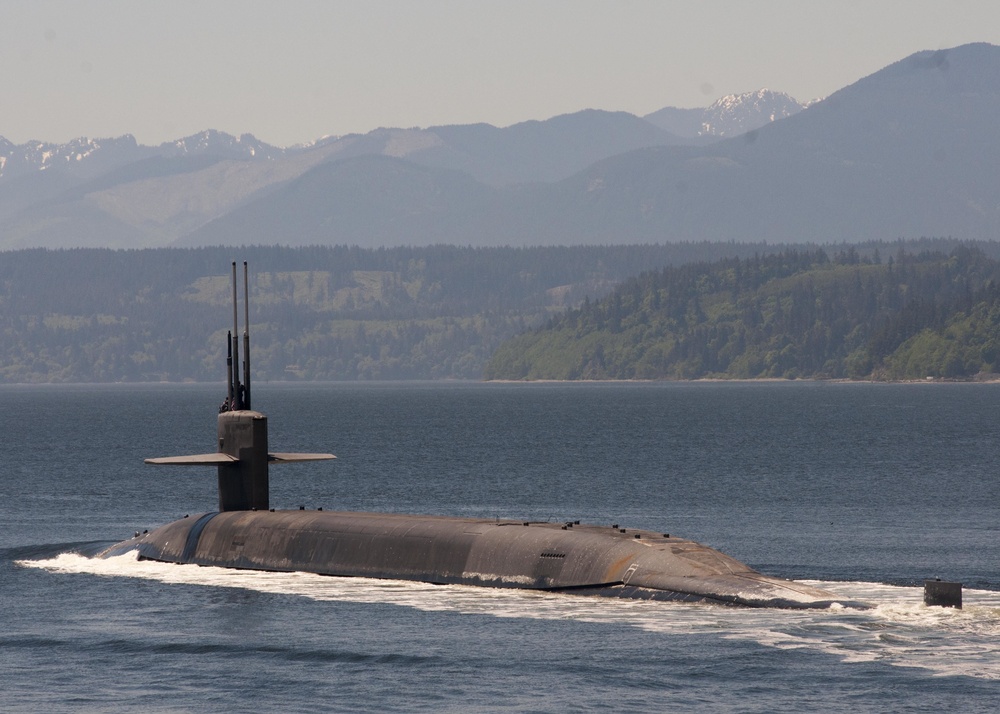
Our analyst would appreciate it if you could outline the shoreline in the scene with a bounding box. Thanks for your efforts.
[3,376,1000,387]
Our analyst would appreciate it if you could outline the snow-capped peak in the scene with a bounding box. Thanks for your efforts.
[699,89,806,137]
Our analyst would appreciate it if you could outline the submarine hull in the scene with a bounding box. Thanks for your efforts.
[99,510,866,609]
[101,263,868,610]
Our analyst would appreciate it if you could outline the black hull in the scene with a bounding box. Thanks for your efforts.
[99,509,867,610]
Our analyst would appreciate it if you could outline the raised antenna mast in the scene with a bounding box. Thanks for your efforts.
[225,330,234,410]
[231,261,242,410]
[242,261,251,411]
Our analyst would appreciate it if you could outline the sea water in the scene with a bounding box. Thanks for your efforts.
[2,382,999,711]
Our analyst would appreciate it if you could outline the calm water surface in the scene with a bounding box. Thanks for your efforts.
[2,382,999,711]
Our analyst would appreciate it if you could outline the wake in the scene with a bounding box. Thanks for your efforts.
[19,551,1000,680]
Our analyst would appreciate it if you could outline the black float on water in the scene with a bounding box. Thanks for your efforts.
[96,262,872,610]
[924,579,963,608]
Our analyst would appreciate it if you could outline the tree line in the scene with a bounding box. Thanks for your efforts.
[2,239,997,383]
[484,243,1000,381]
[0,242,814,383]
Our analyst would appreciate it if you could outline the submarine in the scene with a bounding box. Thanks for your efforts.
[98,262,867,609]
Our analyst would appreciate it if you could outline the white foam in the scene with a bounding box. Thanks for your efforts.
[18,554,1000,680]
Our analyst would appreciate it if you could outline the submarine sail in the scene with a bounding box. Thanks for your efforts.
[98,263,867,610]
[134,262,334,512]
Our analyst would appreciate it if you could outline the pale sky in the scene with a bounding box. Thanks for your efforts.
[2,0,999,147]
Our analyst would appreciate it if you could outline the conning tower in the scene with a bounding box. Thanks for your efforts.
[145,261,334,511]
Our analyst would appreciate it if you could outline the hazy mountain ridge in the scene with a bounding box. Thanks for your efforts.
[193,41,1000,249]
[0,87,808,250]
[0,95,781,186]
[411,110,687,184]
[643,89,806,137]
[164,43,1000,247]
[0,43,997,250]
[0,110,691,249]
[549,43,1000,244]
[0,130,290,182]
[0,135,358,248]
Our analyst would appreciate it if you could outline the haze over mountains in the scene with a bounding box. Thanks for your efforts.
[1,43,997,251]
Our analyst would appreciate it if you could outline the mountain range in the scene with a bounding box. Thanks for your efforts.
[643,88,807,138]
[1,43,997,250]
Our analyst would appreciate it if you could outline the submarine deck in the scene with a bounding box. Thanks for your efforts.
[100,509,867,609]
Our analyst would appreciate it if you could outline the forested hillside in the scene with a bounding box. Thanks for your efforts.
[485,244,1000,381]
[0,242,787,383]
[4,240,997,384]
